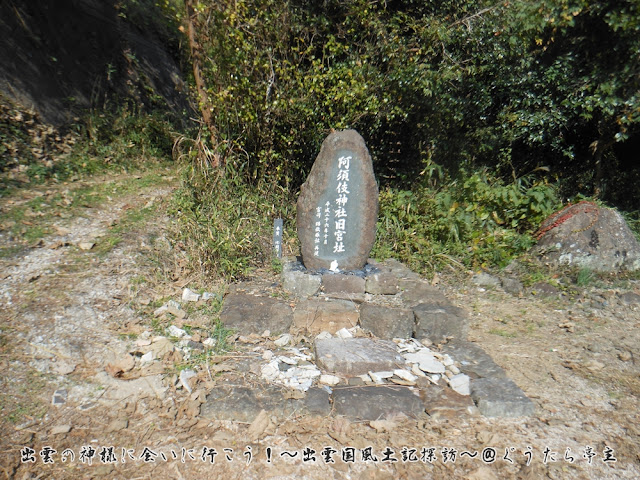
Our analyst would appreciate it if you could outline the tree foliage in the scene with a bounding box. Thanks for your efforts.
[184,0,638,208]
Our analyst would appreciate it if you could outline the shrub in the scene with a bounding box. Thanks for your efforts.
[372,168,559,274]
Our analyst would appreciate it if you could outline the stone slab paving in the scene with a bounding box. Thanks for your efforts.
[359,304,414,340]
[292,298,359,335]
[304,387,332,415]
[397,279,446,307]
[442,341,508,379]
[321,273,366,294]
[200,385,302,422]
[314,338,405,376]
[210,258,536,421]
[364,271,399,295]
[332,385,425,420]
[413,303,469,343]
[282,268,321,298]
[420,384,479,421]
[220,294,293,334]
[470,377,535,418]
[321,291,366,303]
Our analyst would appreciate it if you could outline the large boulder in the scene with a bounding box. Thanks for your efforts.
[533,202,640,272]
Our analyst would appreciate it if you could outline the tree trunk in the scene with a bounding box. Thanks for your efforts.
[590,134,614,199]
[185,0,219,166]
[592,140,603,198]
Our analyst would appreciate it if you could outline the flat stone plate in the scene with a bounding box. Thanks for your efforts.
[332,385,424,420]
[220,294,293,334]
[314,337,405,376]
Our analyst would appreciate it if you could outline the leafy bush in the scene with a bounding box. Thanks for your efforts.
[372,168,560,274]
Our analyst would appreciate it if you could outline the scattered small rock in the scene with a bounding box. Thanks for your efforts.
[336,327,353,339]
[448,373,471,396]
[472,273,501,288]
[500,276,524,295]
[274,333,292,347]
[202,291,222,302]
[166,305,187,320]
[368,371,394,384]
[182,287,201,302]
[393,369,418,383]
[50,424,72,435]
[140,351,154,365]
[179,369,198,393]
[319,374,341,386]
[203,338,217,348]
[168,325,187,338]
[405,351,445,374]
[78,241,95,251]
[52,389,68,406]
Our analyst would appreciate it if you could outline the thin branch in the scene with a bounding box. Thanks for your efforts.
[449,4,501,29]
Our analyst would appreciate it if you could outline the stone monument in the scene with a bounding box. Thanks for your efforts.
[296,129,378,271]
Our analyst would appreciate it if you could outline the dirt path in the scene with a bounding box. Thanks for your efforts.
[1,165,638,479]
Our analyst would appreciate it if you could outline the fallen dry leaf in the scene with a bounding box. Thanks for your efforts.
[246,409,272,442]
[105,354,135,378]
[369,419,397,433]
[284,389,305,400]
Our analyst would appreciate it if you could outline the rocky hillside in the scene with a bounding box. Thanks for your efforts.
[0,0,190,125]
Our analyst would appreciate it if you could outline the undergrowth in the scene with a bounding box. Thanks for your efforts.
[172,136,560,279]
[169,158,298,281]
[1,98,176,195]
[372,168,559,275]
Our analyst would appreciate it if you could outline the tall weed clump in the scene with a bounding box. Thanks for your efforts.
[169,159,296,280]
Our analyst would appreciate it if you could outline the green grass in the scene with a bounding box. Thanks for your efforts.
[118,333,138,341]
[488,328,517,338]
[208,319,234,353]
[2,370,50,424]
[0,245,23,258]
[576,267,595,287]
